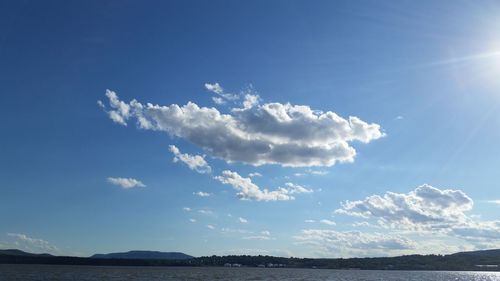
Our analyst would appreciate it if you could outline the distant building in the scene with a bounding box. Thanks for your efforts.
[475,265,499,268]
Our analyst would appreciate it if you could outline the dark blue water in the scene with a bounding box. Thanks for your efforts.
[1,264,499,280]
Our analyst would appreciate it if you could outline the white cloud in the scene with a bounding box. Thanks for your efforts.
[198,209,214,215]
[221,228,253,234]
[295,170,329,177]
[204,83,224,95]
[336,184,500,243]
[284,182,313,194]
[238,217,248,224]
[395,116,404,120]
[305,219,315,223]
[487,200,500,205]
[294,229,415,258]
[248,172,262,177]
[169,145,211,174]
[189,218,197,223]
[212,97,225,105]
[336,184,473,231]
[352,221,374,227]
[215,170,292,201]
[193,191,211,197]
[243,235,272,240]
[205,82,239,101]
[183,207,191,212]
[207,225,215,230]
[98,90,131,126]
[243,230,273,240]
[7,233,59,254]
[100,87,384,167]
[107,177,145,189]
[242,94,260,109]
[320,219,336,226]
[215,171,313,201]
[307,169,329,176]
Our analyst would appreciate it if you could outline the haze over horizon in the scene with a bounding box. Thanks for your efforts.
[1,0,500,258]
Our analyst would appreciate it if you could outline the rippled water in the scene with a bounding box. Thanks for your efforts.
[1,264,499,281]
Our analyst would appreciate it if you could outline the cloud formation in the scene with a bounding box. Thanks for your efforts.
[7,233,59,254]
[284,182,313,194]
[320,219,336,226]
[215,170,313,201]
[243,230,274,241]
[215,170,291,201]
[169,145,211,174]
[335,184,500,243]
[193,191,211,197]
[100,86,383,167]
[295,230,415,257]
[107,177,145,189]
[336,184,473,230]
[205,82,239,101]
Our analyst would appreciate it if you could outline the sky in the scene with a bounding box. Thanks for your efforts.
[1,0,500,258]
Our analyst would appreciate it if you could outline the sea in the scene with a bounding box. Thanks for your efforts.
[0,264,499,281]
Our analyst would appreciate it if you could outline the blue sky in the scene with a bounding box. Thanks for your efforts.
[1,0,500,258]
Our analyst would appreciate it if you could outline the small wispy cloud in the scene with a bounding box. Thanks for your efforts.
[198,209,214,215]
[248,172,262,177]
[295,170,328,177]
[189,218,197,223]
[486,200,500,205]
[307,169,329,176]
[107,177,145,189]
[243,235,272,240]
[205,82,239,102]
[285,183,313,194]
[243,230,273,240]
[238,217,248,224]
[320,219,336,226]
[193,191,211,197]
[183,207,191,212]
[207,225,215,230]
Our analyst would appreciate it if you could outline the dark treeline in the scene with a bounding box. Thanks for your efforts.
[1,251,500,271]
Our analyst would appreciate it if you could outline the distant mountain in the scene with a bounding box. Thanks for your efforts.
[0,249,52,257]
[451,249,500,257]
[1,248,499,271]
[91,250,193,260]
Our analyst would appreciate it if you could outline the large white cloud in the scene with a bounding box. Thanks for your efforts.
[336,184,473,230]
[107,177,145,189]
[335,184,500,242]
[169,145,211,174]
[99,86,384,167]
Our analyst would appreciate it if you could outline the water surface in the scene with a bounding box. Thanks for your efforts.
[1,264,499,281]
